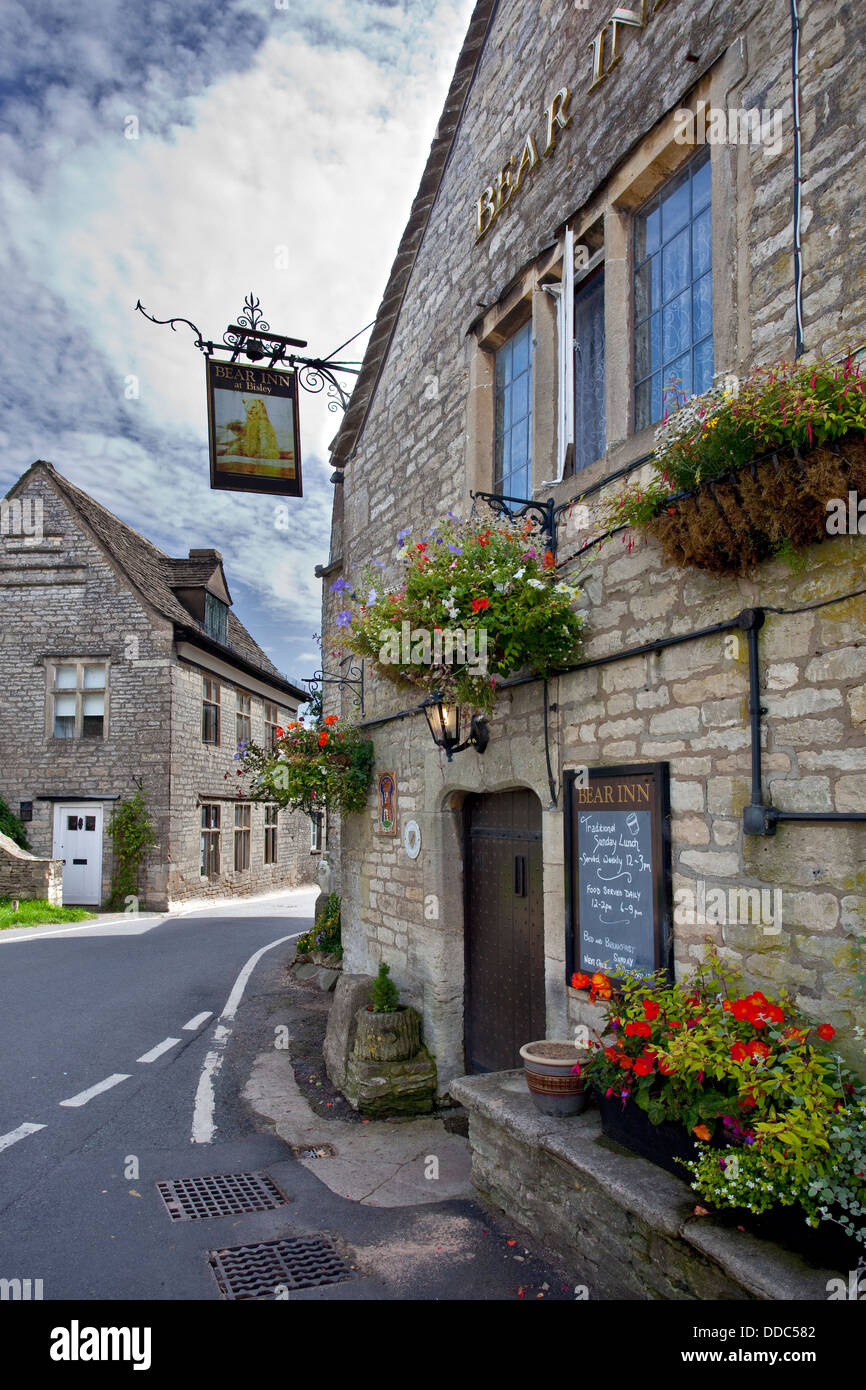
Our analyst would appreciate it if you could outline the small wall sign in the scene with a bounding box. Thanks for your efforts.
[378,772,397,835]
[403,820,421,860]
[564,762,672,984]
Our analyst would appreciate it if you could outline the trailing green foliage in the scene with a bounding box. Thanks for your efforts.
[334,511,587,713]
[0,795,29,851]
[370,961,400,1013]
[576,948,866,1247]
[295,892,342,958]
[236,716,374,818]
[106,782,158,911]
[606,351,866,532]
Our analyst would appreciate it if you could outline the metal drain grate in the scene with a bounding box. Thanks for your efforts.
[292,1143,336,1159]
[209,1236,351,1299]
[156,1171,289,1222]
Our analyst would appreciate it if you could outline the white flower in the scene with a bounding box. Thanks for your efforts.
[513,567,525,580]
[527,578,546,590]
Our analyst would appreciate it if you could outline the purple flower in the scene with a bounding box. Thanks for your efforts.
[330,577,350,591]
[336,611,353,627]
[447,544,462,554]
[397,528,411,547]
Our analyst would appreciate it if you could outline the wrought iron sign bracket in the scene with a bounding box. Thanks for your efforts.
[469,490,571,558]
[135,293,367,413]
[303,656,365,715]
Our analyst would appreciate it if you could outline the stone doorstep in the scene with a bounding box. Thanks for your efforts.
[450,1071,835,1301]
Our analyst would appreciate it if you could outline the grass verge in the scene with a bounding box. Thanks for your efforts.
[0,898,94,930]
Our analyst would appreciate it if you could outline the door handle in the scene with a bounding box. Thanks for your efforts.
[514,855,527,897]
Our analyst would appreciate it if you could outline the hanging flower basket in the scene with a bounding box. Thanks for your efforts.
[330,511,588,714]
[644,436,866,573]
[231,716,374,817]
[607,351,866,575]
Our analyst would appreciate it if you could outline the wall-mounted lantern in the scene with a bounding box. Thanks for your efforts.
[423,695,489,761]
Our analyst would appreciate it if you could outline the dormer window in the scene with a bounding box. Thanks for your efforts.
[204,591,228,644]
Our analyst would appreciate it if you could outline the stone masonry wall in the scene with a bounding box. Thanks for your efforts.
[167,659,317,903]
[324,0,866,1086]
[0,470,174,908]
[0,831,62,905]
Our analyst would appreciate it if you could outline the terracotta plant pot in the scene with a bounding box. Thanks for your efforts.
[519,1040,589,1117]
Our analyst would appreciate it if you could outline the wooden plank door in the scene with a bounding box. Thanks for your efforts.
[464,789,545,1073]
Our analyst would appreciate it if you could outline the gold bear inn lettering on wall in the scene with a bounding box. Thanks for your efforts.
[472,0,669,241]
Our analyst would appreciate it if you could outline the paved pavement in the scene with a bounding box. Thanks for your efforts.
[0,888,577,1301]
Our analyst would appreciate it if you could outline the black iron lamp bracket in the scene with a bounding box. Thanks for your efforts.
[303,656,365,715]
[469,490,571,559]
[135,292,367,413]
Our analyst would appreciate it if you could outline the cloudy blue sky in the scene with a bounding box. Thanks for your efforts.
[0,0,475,685]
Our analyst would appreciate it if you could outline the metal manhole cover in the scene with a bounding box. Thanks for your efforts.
[156,1171,289,1222]
[292,1143,336,1159]
[209,1236,352,1299]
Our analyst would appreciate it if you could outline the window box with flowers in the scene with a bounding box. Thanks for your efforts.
[606,352,866,574]
[331,512,588,714]
[575,950,866,1268]
[231,715,374,818]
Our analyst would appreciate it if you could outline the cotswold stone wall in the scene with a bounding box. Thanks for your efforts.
[452,1072,832,1299]
[0,832,62,906]
[325,0,866,1086]
[167,661,318,903]
[0,471,174,908]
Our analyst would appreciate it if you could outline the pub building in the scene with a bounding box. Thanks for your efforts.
[318,0,866,1110]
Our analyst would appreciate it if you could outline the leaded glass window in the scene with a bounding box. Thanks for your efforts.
[634,150,712,430]
[494,320,533,499]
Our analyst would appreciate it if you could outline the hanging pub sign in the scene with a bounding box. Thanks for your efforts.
[206,358,303,497]
[564,762,672,985]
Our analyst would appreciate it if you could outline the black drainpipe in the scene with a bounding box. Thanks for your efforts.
[358,608,866,834]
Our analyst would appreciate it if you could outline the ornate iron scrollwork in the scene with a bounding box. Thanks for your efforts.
[303,656,365,714]
[470,490,572,559]
[134,292,367,412]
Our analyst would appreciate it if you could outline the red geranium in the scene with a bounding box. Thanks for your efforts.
[633,1057,654,1077]
[816,1023,836,1041]
[642,999,660,1021]
[318,731,329,747]
[471,596,490,612]
[729,1042,749,1062]
[624,1020,652,1039]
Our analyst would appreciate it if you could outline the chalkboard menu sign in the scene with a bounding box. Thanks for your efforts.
[564,763,672,985]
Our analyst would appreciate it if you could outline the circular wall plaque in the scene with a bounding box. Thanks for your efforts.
[403,819,421,859]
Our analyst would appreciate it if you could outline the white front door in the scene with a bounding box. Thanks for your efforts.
[53,805,104,905]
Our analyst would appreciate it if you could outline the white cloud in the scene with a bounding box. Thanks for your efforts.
[0,0,476,676]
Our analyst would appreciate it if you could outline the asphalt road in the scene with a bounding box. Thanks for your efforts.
[0,889,577,1304]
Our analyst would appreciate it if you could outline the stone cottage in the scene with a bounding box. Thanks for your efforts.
[0,460,318,908]
[319,0,866,1092]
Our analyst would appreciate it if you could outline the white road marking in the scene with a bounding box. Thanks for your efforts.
[182,1012,213,1031]
[137,1037,181,1063]
[59,1074,131,1107]
[0,917,165,943]
[191,933,297,1145]
[0,1122,46,1152]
